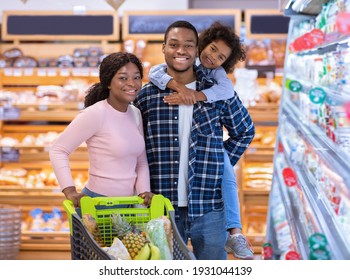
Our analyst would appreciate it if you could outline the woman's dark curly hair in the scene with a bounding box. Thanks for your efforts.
[198,21,246,74]
[84,52,143,108]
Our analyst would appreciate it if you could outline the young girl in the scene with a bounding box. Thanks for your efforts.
[149,21,254,260]
[50,52,154,208]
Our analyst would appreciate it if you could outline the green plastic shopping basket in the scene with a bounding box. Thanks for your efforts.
[63,194,196,260]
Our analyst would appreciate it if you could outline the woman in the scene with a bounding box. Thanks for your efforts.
[50,52,153,208]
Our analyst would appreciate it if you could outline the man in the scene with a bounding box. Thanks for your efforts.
[133,20,255,260]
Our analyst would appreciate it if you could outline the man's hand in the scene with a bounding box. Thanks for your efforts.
[62,186,86,208]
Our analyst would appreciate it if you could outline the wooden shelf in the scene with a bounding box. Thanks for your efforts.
[244,146,275,161]
[1,149,88,162]
[0,189,65,207]
[2,161,89,169]
[17,110,79,122]
[1,145,86,151]
[21,231,70,251]
[13,102,84,111]
[248,103,279,124]
[242,188,271,195]
[0,68,99,87]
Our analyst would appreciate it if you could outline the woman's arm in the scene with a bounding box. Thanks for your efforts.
[49,108,99,204]
[134,109,153,206]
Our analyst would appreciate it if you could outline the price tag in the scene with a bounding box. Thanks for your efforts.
[0,147,20,162]
[248,147,257,154]
[4,68,14,76]
[23,68,34,76]
[59,68,70,77]
[90,68,99,77]
[345,102,350,120]
[278,142,284,153]
[37,68,47,76]
[0,106,20,120]
[287,79,302,92]
[38,104,48,111]
[282,167,297,187]
[13,68,23,76]
[309,87,326,104]
[72,68,90,76]
[47,68,57,76]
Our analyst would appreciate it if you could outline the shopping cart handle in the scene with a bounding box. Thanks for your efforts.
[63,199,76,215]
[90,196,145,206]
[62,200,77,236]
[164,197,175,211]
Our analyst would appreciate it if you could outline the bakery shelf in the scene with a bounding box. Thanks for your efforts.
[247,103,279,124]
[1,161,89,169]
[21,231,70,251]
[0,68,99,87]
[14,110,79,122]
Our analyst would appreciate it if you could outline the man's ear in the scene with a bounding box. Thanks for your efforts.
[162,43,165,54]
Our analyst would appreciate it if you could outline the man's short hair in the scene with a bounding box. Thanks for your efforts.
[164,20,198,45]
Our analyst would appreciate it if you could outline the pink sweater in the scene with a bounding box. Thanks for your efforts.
[49,99,150,196]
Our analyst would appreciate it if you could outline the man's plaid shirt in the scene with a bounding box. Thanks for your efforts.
[134,65,255,221]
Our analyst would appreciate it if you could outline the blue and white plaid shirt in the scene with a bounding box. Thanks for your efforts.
[134,65,255,220]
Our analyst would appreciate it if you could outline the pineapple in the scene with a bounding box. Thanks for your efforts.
[111,213,132,239]
[82,214,105,247]
[121,232,148,259]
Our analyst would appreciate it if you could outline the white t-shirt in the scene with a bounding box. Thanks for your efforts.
[177,81,196,207]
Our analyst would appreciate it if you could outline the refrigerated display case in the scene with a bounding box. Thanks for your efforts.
[266,0,350,260]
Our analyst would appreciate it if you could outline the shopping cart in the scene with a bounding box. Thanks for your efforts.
[63,194,196,260]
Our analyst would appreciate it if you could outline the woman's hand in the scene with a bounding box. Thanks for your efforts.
[138,191,154,207]
[62,186,86,208]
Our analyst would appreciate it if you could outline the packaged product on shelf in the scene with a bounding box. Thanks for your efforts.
[309,248,331,260]
[36,85,63,102]
[43,208,63,232]
[13,56,38,68]
[88,46,103,57]
[271,40,287,68]
[246,40,270,66]
[270,182,295,252]
[27,208,45,232]
[308,233,331,260]
[244,162,273,190]
[262,242,273,260]
[233,68,258,107]
[3,48,23,66]
[0,54,12,68]
[135,39,146,59]
[280,250,301,260]
[57,55,74,68]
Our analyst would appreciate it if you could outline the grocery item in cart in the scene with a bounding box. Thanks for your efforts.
[63,194,195,260]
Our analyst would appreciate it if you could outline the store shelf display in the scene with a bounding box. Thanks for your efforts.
[266,0,350,260]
